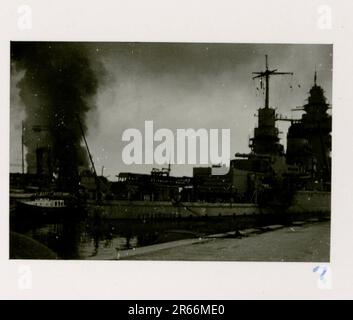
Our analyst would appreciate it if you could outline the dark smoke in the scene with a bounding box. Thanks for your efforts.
[11,42,103,190]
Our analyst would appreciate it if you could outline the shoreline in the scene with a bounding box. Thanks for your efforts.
[88,218,330,261]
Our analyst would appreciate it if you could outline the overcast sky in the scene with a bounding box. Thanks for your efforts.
[10,43,332,179]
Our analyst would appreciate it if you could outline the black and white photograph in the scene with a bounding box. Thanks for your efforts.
[4,0,353,302]
[10,42,332,261]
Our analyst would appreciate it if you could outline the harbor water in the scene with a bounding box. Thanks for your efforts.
[10,207,293,260]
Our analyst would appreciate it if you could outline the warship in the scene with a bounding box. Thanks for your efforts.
[84,55,331,219]
[10,55,331,221]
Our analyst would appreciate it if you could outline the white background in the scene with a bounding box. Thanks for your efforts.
[0,0,353,299]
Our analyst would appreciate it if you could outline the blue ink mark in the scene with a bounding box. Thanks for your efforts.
[320,268,327,280]
[313,265,328,280]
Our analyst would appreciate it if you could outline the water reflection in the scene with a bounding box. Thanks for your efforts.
[11,211,267,259]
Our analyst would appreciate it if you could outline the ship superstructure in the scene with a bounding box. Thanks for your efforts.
[286,71,332,190]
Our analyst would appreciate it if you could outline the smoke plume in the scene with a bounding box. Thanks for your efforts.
[11,42,103,189]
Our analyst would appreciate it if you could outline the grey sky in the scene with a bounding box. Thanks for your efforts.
[10,43,332,179]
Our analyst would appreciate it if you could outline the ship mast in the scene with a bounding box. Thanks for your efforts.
[75,114,98,178]
[21,121,25,174]
[252,55,293,108]
[76,113,104,202]
[167,162,171,176]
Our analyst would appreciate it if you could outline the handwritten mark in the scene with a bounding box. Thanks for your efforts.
[313,265,327,280]
[313,265,331,289]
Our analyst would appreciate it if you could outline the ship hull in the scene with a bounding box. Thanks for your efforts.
[87,191,331,220]
[287,191,331,213]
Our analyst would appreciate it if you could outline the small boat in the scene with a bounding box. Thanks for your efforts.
[14,196,82,222]
[16,197,68,217]
[20,198,67,209]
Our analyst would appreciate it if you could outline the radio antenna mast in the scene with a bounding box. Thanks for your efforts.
[252,55,293,108]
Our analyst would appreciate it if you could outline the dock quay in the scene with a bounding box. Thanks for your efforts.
[117,219,330,262]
